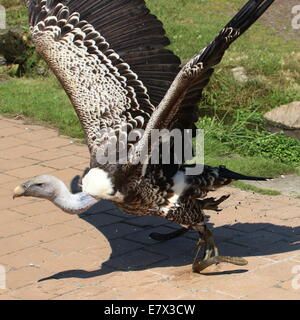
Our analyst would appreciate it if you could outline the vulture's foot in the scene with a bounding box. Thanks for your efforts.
[192,226,248,273]
[149,227,188,241]
[201,195,230,212]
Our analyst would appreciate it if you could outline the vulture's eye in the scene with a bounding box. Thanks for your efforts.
[35,183,44,187]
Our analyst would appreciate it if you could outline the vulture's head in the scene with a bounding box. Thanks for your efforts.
[13,175,98,215]
[13,175,64,200]
[12,170,120,215]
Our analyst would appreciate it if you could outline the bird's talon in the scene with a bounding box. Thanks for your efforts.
[215,256,248,266]
[192,256,248,273]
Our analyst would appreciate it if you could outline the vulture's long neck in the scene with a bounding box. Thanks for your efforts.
[52,181,98,214]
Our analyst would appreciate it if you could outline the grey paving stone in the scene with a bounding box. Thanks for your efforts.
[104,249,167,271]
[104,208,135,219]
[83,200,116,215]
[265,224,300,237]
[127,216,168,227]
[99,222,143,240]
[80,212,124,228]
[226,222,270,233]
[146,237,196,258]
[125,225,176,245]
[253,239,300,258]
[218,241,252,257]
[213,226,245,243]
[228,230,286,249]
[109,239,145,258]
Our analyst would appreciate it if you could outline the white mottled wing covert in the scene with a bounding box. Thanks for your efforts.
[27,0,155,158]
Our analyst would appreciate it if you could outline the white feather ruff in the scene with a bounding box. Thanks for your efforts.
[172,171,188,195]
[82,168,114,199]
[161,171,188,215]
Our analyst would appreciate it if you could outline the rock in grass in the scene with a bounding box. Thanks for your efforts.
[264,101,300,129]
[231,66,248,82]
[0,56,6,66]
[0,30,34,77]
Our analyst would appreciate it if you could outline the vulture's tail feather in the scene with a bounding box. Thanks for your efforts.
[218,166,271,181]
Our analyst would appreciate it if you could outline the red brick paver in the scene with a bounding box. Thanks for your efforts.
[0,115,299,300]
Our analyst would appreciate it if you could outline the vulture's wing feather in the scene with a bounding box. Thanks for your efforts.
[26,0,181,159]
[133,0,275,161]
[67,0,181,107]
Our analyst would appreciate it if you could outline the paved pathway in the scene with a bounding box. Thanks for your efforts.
[0,115,299,300]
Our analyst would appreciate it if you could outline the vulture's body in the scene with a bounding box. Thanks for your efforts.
[14,0,274,272]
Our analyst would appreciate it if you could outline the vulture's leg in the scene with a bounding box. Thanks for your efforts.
[192,225,248,273]
[149,227,188,241]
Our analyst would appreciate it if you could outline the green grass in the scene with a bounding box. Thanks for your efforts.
[1,0,300,195]
[198,110,300,175]
[0,0,28,30]
[146,0,300,180]
[0,0,24,7]
[147,0,300,115]
[0,77,84,139]
[232,181,281,196]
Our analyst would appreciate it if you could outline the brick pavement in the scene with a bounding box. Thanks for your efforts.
[0,115,299,300]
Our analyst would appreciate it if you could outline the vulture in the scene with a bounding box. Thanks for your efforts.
[13,0,274,273]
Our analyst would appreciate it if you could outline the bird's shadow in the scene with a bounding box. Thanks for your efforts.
[39,173,300,282]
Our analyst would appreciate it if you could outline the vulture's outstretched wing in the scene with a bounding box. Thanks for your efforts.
[26,0,181,160]
[133,0,275,161]
[66,0,182,107]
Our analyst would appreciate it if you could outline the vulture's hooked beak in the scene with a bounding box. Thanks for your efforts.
[13,184,27,199]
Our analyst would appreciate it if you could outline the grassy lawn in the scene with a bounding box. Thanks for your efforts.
[1,0,300,193]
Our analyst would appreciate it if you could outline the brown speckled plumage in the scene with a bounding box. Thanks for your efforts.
[26,0,274,272]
